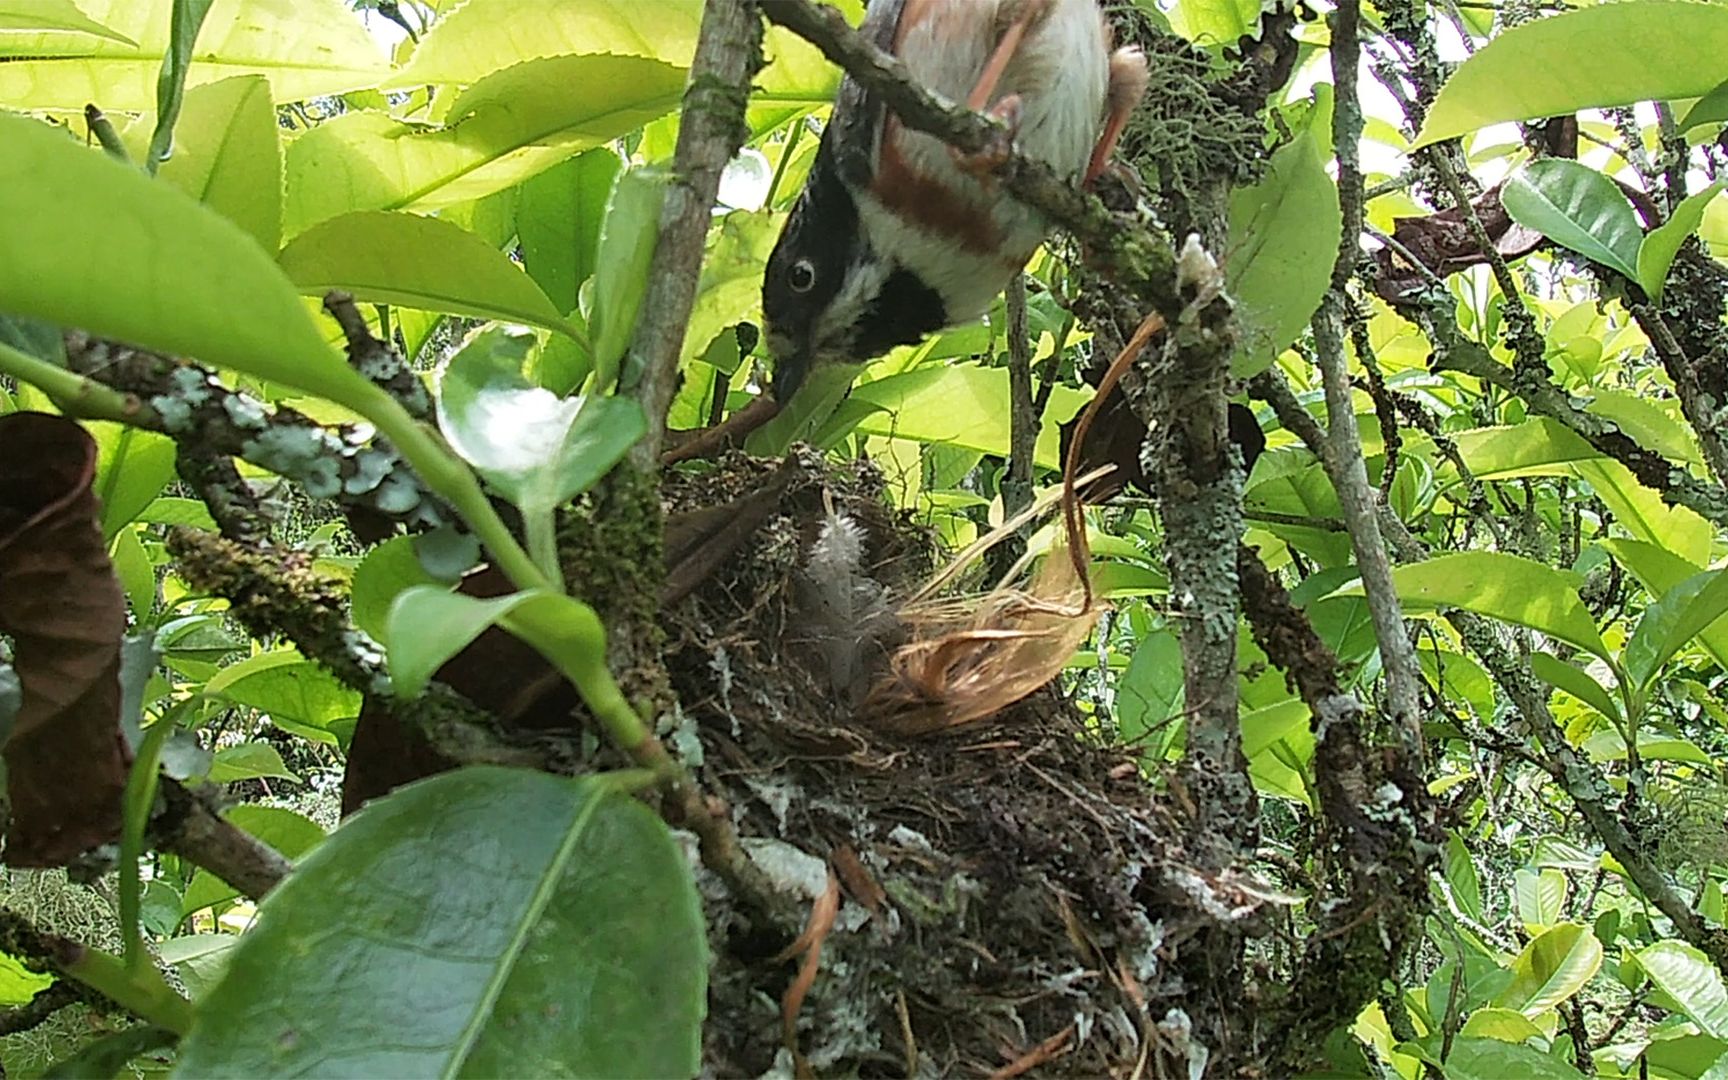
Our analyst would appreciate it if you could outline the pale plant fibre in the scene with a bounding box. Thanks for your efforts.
[863,310,1168,736]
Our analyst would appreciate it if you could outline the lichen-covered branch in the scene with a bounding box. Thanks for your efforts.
[153,779,292,902]
[626,0,764,466]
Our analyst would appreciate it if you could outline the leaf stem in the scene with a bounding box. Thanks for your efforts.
[0,341,154,424]
[524,508,564,594]
[64,945,192,1035]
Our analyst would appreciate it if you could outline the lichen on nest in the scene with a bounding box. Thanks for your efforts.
[660,450,1234,1078]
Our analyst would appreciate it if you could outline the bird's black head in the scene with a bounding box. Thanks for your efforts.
[762,133,947,401]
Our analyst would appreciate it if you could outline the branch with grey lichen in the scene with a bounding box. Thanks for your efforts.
[152,779,293,902]
[62,332,448,537]
[1264,366,1728,974]
[624,0,764,466]
[1311,0,1424,755]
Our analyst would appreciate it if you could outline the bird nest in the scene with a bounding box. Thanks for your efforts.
[660,450,1230,1078]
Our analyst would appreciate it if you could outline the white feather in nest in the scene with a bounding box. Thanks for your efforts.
[794,499,898,705]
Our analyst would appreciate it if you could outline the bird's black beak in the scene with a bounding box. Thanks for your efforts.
[771,345,810,403]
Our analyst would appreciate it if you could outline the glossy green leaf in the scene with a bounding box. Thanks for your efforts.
[0,114,372,408]
[1680,76,1728,131]
[156,75,281,252]
[1443,1037,1585,1080]
[1514,867,1568,933]
[386,0,703,85]
[1451,419,1599,481]
[0,0,135,42]
[589,168,669,392]
[1640,941,1728,1039]
[176,767,707,1077]
[385,585,606,701]
[1623,569,1728,689]
[207,742,297,784]
[0,0,387,110]
[518,149,622,317]
[351,535,441,641]
[282,55,685,237]
[1225,131,1341,377]
[1502,160,1641,281]
[110,526,155,618]
[1574,459,1712,568]
[1581,728,1712,765]
[278,211,579,338]
[1415,2,1728,146]
[180,805,324,918]
[1497,922,1603,1017]
[1384,552,1610,663]
[1638,180,1726,300]
[1529,653,1621,724]
[436,327,646,516]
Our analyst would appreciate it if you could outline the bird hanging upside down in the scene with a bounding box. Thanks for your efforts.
[761,0,1149,400]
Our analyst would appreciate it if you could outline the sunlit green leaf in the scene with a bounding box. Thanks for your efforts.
[1444,1037,1585,1079]
[1623,569,1728,689]
[1225,131,1341,377]
[1640,941,1728,1039]
[0,113,372,408]
[589,168,669,393]
[1530,653,1621,724]
[1514,867,1568,933]
[386,0,702,85]
[1680,76,1728,131]
[1497,923,1602,1017]
[278,211,579,338]
[1416,2,1728,146]
[0,0,387,110]
[518,149,622,317]
[1380,552,1610,663]
[0,0,135,42]
[282,55,686,237]
[1638,180,1726,300]
[155,75,281,252]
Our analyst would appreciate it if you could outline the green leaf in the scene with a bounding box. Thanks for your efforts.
[1497,923,1603,1017]
[0,0,388,111]
[1457,1008,1544,1044]
[0,113,372,408]
[1638,180,1727,300]
[91,423,177,540]
[0,951,54,1006]
[175,767,707,1078]
[1604,539,1728,670]
[281,55,686,237]
[207,742,297,783]
[1451,419,1599,480]
[1117,630,1184,752]
[677,210,783,381]
[156,75,281,252]
[1581,728,1712,765]
[1445,832,1484,922]
[847,363,1090,469]
[1639,941,1728,1039]
[1383,552,1610,663]
[1529,653,1621,724]
[1680,76,1728,132]
[110,527,155,619]
[589,168,669,393]
[0,0,135,42]
[1225,130,1341,377]
[386,0,702,85]
[1415,2,1728,146]
[351,535,442,642]
[278,211,580,338]
[436,327,646,517]
[1513,867,1568,933]
[1443,1037,1585,1080]
[145,0,216,175]
[206,651,360,746]
[1575,459,1712,567]
[181,805,324,918]
[1586,389,1702,467]
[158,934,236,998]
[518,149,623,317]
[42,1026,174,1079]
[1502,160,1642,281]
[1169,0,1259,45]
[1623,569,1728,689]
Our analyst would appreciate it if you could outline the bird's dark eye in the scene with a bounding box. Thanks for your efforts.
[789,257,817,294]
